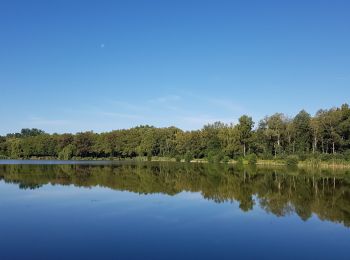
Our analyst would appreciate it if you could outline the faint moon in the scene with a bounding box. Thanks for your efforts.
[100,44,105,48]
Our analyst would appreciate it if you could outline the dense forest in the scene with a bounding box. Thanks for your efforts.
[1,104,350,162]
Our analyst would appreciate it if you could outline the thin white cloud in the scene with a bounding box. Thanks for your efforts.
[335,76,347,80]
[19,93,246,133]
[206,98,245,113]
[148,95,181,104]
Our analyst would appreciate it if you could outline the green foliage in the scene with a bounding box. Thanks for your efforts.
[344,150,350,161]
[207,151,216,163]
[215,152,224,163]
[147,154,152,162]
[2,103,350,162]
[286,155,299,166]
[175,155,182,162]
[20,128,45,137]
[319,153,334,161]
[293,110,312,153]
[237,115,254,156]
[184,152,193,163]
[74,131,96,157]
[222,156,230,164]
[10,139,22,159]
[298,153,307,161]
[207,151,225,163]
[305,157,321,167]
[236,157,244,165]
[247,154,257,165]
[58,144,76,160]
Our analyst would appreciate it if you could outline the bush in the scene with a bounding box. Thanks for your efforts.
[58,144,75,160]
[207,151,216,163]
[298,153,307,161]
[286,155,299,166]
[184,152,193,163]
[215,152,225,163]
[319,153,333,161]
[222,156,230,164]
[275,154,287,160]
[207,151,225,164]
[344,150,350,161]
[236,157,244,165]
[147,154,152,161]
[304,152,320,161]
[175,155,182,162]
[258,152,274,160]
[247,154,257,165]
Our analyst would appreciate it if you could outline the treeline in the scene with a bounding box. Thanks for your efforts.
[1,104,350,161]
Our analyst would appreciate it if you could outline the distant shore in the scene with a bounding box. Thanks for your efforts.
[1,156,350,169]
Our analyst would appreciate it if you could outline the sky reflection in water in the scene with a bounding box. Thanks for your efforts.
[0,161,349,260]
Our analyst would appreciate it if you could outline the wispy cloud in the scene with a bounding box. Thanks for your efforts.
[335,76,347,80]
[21,93,245,133]
[148,95,181,104]
[145,94,184,113]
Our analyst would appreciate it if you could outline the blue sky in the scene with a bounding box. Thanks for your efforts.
[1,0,349,134]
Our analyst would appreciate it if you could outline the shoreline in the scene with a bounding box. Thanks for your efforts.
[1,157,350,169]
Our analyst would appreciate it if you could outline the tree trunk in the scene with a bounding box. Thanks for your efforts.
[243,143,246,157]
[313,135,317,154]
[321,138,324,154]
[288,135,291,154]
[332,142,335,154]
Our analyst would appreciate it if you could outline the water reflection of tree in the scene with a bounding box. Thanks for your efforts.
[0,163,349,227]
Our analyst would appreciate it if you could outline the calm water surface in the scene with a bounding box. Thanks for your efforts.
[0,160,349,259]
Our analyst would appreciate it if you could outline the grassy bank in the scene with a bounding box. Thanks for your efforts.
[2,155,350,169]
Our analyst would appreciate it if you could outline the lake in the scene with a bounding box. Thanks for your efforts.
[0,160,349,260]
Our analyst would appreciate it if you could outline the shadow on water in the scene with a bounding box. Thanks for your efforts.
[0,162,350,227]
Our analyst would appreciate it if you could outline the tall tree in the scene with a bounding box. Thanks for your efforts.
[317,109,342,154]
[293,110,312,154]
[263,114,287,157]
[237,115,254,157]
[218,123,240,158]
